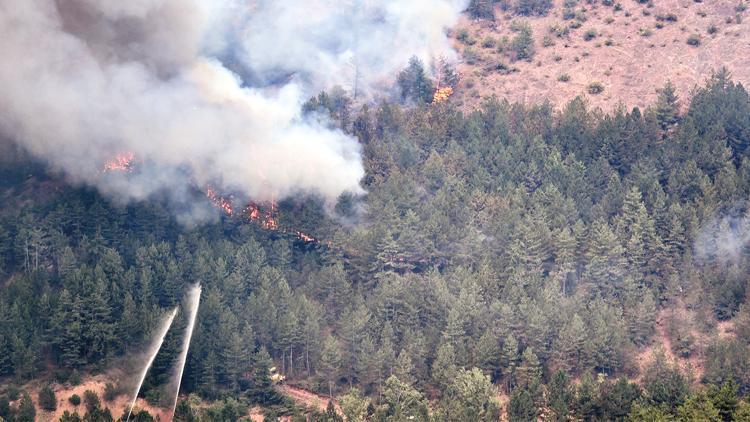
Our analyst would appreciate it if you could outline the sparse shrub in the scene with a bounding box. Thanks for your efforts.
[587,81,604,94]
[468,0,495,20]
[70,370,81,386]
[69,394,81,407]
[489,61,515,74]
[457,28,474,45]
[510,19,526,31]
[558,73,571,82]
[655,21,665,29]
[642,8,651,16]
[510,23,535,60]
[603,0,614,5]
[687,33,701,45]
[6,386,20,401]
[481,36,496,48]
[145,389,160,406]
[514,0,554,16]
[614,2,623,11]
[463,47,480,65]
[549,24,570,37]
[553,54,563,61]
[83,390,100,415]
[583,28,597,40]
[605,16,615,23]
[39,385,57,412]
[707,23,718,34]
[737,1,748,12]
[639,27,653,36]
[563,7,577,19]
[542,34,555,46]
[604,38,614,45]
[697,9,707,17]
[569,20,583,28]
[726,16,734,23]
[737,13,743,23]
[103,383,118,402]
[496,36,510,52]
[0,396,10,420]
[656,12,678,22]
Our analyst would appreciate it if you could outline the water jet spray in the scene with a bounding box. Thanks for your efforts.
[126,307,178,422]
[170,284,202,419]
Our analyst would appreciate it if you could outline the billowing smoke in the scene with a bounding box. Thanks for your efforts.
[694,211,750,265]
[0,0,466,221]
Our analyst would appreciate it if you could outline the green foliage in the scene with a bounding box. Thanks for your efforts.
[16,392,35,422]
[510,23,535,60]
[508,388,537,421]
[69,394,81,406]
[375,376,428,421]
[339,388,368,422]
[83,390,101,415]
[587,82,605,94]
[436,368,500,421]
[38,384,57,411]
[103,382,118,402]
[643,351,689,410]
[514,0,554,16]
[584,28,598,40]
[468,0,495,20]
[397,56,435,104]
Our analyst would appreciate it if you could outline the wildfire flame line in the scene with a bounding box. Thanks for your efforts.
[205,185,316,244]
[98,153,317,244]
[101,152,135,173]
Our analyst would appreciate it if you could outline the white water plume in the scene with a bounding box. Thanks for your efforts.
[127,307,178,422]
[169,284,202,418]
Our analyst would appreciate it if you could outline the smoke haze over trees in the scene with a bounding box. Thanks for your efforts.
[0,0,467,222]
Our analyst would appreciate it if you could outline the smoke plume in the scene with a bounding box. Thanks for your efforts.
[694,211,750,265]
[0,0,466,221]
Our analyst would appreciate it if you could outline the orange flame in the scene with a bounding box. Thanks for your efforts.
[206,186,318,244]
[102,152,135,173]
[432,86,453,104]
[206,185,234,215]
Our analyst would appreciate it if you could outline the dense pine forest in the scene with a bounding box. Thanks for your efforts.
[2,68,750,421]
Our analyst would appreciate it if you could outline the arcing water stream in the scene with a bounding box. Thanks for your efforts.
[170,284,202,419]
[126,307,178,422]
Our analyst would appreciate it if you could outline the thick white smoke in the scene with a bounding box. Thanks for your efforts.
[0,0,466,221]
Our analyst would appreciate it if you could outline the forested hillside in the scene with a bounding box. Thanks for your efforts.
[2,69,750,421]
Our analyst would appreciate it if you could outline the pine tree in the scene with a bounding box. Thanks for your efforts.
[339,388,368,422]
[501,335,520,391]
[16,392,35,422]
[655,81,680,130]
[553,314,587,374]
[432,343,458,390]
[516,347,541,390]
[584,219,627,299]
[319,334,342,397]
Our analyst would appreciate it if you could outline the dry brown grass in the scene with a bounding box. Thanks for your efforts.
[451,0,750,110]
[19,370,168,422]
